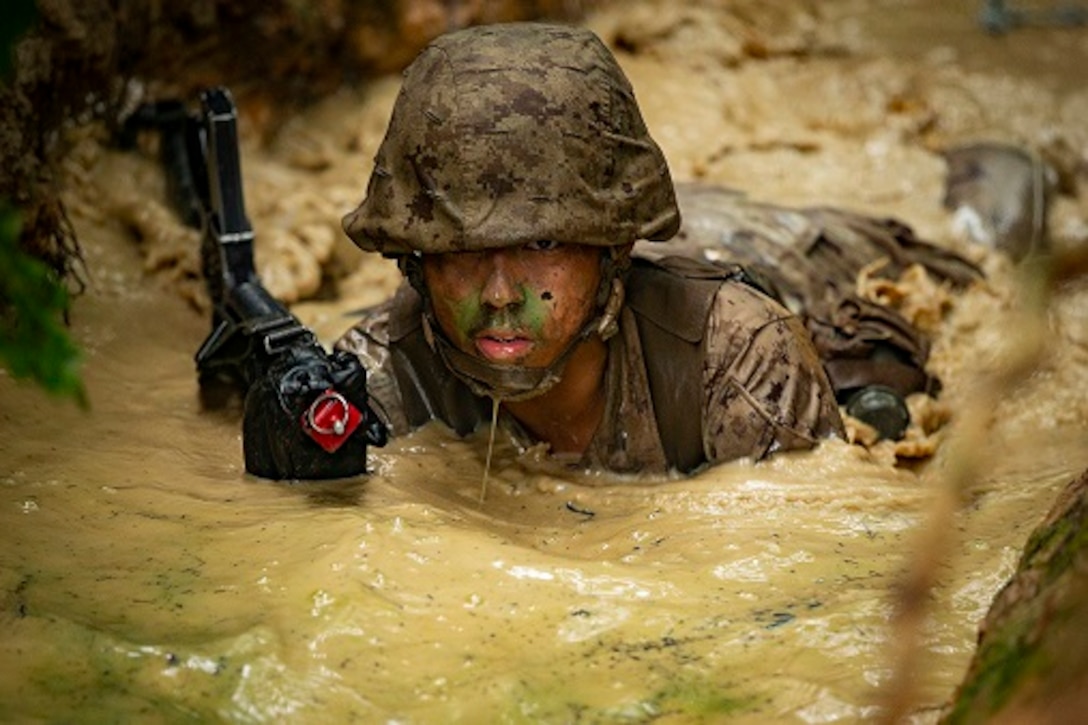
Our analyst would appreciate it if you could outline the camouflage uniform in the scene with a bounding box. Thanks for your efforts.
[337,255,842,474]
[656,183,982,402]
[336,22,843,475]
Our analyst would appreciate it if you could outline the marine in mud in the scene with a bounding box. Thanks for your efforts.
[333,22,847,475]
[152,20,984,479]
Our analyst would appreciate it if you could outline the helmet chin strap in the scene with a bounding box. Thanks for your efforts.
[422,276,625,402]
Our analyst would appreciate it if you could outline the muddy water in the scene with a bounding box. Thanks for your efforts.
[3,1,1088,722]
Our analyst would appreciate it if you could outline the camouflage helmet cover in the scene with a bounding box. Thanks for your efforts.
[342,22,680,254]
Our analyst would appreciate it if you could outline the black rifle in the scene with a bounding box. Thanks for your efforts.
[121,87,387,479]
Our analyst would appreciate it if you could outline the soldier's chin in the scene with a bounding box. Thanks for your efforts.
[455,354,563,402]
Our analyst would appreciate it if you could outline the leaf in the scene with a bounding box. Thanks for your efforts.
[0,204,88,407]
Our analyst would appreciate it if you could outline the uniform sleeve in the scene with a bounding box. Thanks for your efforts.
[333,298,411,436]
[701,284,844,464]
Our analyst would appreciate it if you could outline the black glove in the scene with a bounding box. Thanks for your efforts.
[242,346,387,480]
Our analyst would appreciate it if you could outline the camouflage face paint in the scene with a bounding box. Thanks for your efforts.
[517,284,549,334]
[460,284,548,340]
[449,292,483,348]
[422,244,602,369]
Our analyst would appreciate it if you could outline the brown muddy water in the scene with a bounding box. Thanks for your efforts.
[3,1,1088,722]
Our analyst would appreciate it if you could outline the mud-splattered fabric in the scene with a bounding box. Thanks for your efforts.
[335,260,843,475]
[342,23,679,255]
[641,182,983,399]
[699,283,842,463]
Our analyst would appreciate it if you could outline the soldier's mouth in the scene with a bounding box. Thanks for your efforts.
[475,331,534,362]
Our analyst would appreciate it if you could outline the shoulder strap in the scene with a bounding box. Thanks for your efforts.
[626,256,749,473]
[386,285,490,436]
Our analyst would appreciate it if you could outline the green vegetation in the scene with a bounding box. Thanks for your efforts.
[0,206,87,406]
[1,2,87,406]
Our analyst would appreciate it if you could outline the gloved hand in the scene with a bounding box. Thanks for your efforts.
[242,346,387,480]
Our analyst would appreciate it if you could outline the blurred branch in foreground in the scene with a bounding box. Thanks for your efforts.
[878,244,1088,722]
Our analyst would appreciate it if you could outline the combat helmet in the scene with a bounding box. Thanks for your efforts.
[342,22,680,255]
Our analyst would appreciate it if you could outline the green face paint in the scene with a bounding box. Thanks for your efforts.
[518,284,549,333]
[449,293,483,348]
[450,284,549,345]
[423,244,603,371]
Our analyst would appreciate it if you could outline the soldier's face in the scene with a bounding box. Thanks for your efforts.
[422,242,602,368]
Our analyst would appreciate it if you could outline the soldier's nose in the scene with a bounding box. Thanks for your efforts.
[481,256,522,309]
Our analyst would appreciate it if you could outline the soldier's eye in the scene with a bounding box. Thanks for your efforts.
[526,239,560,252]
